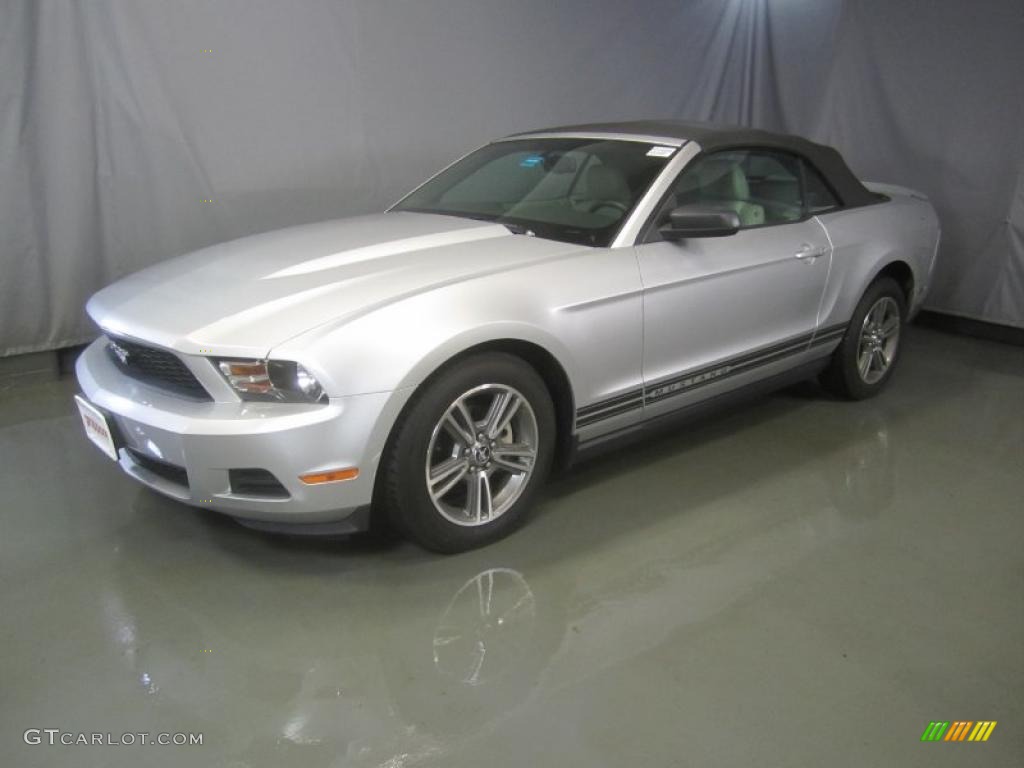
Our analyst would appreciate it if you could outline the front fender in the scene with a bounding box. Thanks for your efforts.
[270,291,582,494]
[270,281,582,400]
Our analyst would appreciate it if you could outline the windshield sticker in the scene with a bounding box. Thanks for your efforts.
[647,145,676,158]
[519,154,544,168]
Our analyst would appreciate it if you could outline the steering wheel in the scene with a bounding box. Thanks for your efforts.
[588,200,629,216]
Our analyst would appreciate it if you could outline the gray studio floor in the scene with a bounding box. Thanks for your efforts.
[2,326,1021,768]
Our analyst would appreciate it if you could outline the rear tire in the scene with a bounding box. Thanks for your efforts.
[820,276,906,400]
[381,353,555,553]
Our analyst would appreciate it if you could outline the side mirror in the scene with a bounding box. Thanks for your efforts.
[659,205,741,240]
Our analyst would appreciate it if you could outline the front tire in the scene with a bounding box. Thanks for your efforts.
[382,353,555,553]
[820,276,906,399]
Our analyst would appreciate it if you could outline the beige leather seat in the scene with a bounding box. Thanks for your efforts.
[582,164,631,210]
[693,158,765,227]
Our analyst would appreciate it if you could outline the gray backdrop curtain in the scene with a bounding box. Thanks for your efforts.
[2,0,1022,357]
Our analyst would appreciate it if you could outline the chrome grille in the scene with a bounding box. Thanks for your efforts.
[106,336,211,400]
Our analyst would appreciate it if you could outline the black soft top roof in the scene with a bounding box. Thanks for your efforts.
[510,119,879,207]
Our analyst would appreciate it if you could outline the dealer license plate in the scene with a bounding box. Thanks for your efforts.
[74,395,119,461]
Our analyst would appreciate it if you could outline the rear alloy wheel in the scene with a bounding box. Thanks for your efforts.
[820,276,906,399]
[383,354,554,553]
[856,296,901,385]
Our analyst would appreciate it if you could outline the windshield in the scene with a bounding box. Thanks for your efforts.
[393,138,676,247]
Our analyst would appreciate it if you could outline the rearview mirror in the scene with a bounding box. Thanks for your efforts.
[659,205,740,240]
[544,152,578,174]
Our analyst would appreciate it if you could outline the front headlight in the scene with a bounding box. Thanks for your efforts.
[215,359,327,403]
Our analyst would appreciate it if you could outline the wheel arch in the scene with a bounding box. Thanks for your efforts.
[870,260,915,307]
[371,335,579,518]
[441,338,576,473]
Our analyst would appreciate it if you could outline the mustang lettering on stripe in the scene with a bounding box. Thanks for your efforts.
[575,322,849,427]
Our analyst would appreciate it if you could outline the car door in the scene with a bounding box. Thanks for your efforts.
[634,149,832,419]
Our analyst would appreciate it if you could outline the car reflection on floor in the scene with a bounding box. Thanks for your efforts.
[93,405,895,766]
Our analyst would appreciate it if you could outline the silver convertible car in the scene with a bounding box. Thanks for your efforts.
[75,121,940,552]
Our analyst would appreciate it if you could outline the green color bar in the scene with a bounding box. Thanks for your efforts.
[921,721,950,741]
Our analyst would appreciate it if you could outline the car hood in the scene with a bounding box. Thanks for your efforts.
[87,212,580,357]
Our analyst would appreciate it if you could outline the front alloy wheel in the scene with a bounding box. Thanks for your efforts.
[382,353,555,553]
[426,384,539,526]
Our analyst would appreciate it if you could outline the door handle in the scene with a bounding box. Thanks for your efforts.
[795,243,826,261]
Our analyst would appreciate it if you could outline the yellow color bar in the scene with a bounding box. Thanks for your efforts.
[300,467,359,484]
[965,721,997,742]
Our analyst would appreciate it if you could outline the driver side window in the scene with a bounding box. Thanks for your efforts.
[657,149,805,231]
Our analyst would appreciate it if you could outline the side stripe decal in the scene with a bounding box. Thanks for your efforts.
[576,388,644,418]
[576,397,644,428]
[810,322,848,347]
[645,332,813,404]
[575,323,849,426]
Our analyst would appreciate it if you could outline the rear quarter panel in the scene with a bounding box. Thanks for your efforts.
[815,193,939,327]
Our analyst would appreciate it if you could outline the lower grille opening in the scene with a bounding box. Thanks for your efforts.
[126,449,189,488]
[229,468,290,499]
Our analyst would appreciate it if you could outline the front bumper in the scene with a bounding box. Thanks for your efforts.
[75,338,401,530]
